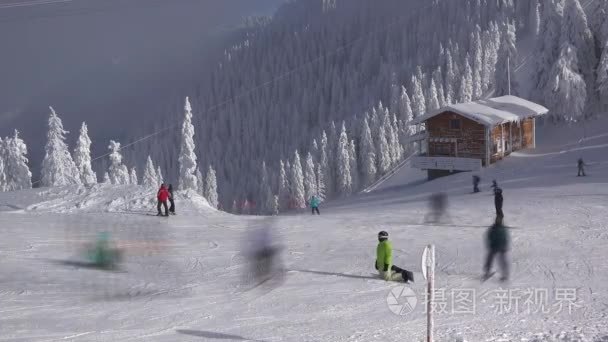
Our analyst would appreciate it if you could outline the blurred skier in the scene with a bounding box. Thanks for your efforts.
[494,186,504,219]
[242,224,285,291]
[86,231,122,269]
[472,175,481,193]
[168,184,176,215]
[483,216,510,282]
[491,179,498,191]
[310,195,320,215]
[425,192,448,223]
[577,158,586,177]
[157,184,170,216]
[375,231,414,282]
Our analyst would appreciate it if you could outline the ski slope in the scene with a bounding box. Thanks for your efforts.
[1,120,608,341]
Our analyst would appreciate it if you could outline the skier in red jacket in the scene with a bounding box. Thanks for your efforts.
[157,184,170,216]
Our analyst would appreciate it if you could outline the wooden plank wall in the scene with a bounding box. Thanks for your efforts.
[522,118,534,148]
[427,111,486,161]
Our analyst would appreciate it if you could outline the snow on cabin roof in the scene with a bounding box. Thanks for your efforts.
[410,95,549,127]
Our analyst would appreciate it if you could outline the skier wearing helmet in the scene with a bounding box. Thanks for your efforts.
[375,231,414,283]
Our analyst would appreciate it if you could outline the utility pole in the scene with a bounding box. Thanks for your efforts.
[507,55,511,96]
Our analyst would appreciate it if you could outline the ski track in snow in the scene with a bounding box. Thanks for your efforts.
[1,122,608,341]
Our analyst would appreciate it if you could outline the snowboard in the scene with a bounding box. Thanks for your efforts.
[372,270,414,283]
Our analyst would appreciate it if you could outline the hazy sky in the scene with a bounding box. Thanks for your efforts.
[0,0,284,172]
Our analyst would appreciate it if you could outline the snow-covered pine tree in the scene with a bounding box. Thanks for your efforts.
[259,161,272,214]
[156,166,164,185]
[398,86,413,126]
[428,79,441,111]
[590,0,608,42]
[311,139,319,162]
[195,167,204,195]
[495,21,519,96]
[4,130,32,191]
[303,152,317,202]
[444,49,457,104]
[204,165,219,208]
[289,150,306,208]
[530,0,541,37]
[178,97,198,191]
[348,139,358,190]
[471,26,484,99]
[107,140,130,185]
[130,167,138,185]
[598,42,608,111]
[386,113,399,166]
[459,56,474,102]
[376,108,392,175]
[231,199,238,214]
[432,67,446,107]
[327,121,338,195]
[271,195,279,215]
[482,22,500,93]
[561,0,595,87]
[142,156,158,187]
[315,163,326,202]
[534,0,564,100]
[41,107,81,187]
[359,117,377,186]
[73,122,97,185]
[102,172,110,184]
[336,123,352,195]
[410,74,426,118]
[278,159,289,210]
[0,138,7,192]
[389,72,401,115]
[545,43,587,122]
[319,131,332,199]
[391,114,403,161]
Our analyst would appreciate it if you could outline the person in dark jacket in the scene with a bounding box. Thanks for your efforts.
[168,184,175,215]
[473,175,481,193]
[491,179,498,191]
[494,187,504,219]
[577,158,586,176]
[157,184,170,216]
[484,216,510,281]
[425,192,448,223]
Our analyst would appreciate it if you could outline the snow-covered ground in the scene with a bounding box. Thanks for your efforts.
[1,119,608,341]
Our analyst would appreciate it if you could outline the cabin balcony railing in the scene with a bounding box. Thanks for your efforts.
[411,155,482,172]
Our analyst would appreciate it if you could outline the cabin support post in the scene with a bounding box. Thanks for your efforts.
[509,122,513,154]
[532,118,536,148]
[500,124,504,157]
[519,120,523,149]
[485,127,490,166]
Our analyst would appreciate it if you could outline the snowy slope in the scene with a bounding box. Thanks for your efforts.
[0,184,214,214]
[1,120,608,341]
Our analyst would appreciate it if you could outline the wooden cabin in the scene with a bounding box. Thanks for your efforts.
[408,95,548,180]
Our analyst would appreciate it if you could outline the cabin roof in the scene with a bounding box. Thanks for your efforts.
[410,95,549,127]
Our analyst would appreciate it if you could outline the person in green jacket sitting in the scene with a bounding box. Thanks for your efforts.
[310,195,320,215]
[483,216,510,281]
[375,231,414,282]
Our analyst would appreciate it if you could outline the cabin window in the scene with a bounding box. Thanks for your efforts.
[433,143,451,156]
[449,119,461,130]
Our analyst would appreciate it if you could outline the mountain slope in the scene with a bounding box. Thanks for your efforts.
[1,119,607,341]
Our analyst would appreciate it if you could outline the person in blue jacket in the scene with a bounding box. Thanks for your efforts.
[310,195,321,215]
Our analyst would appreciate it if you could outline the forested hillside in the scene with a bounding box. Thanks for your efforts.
[128,0,522,212]
[2,0,607,215]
